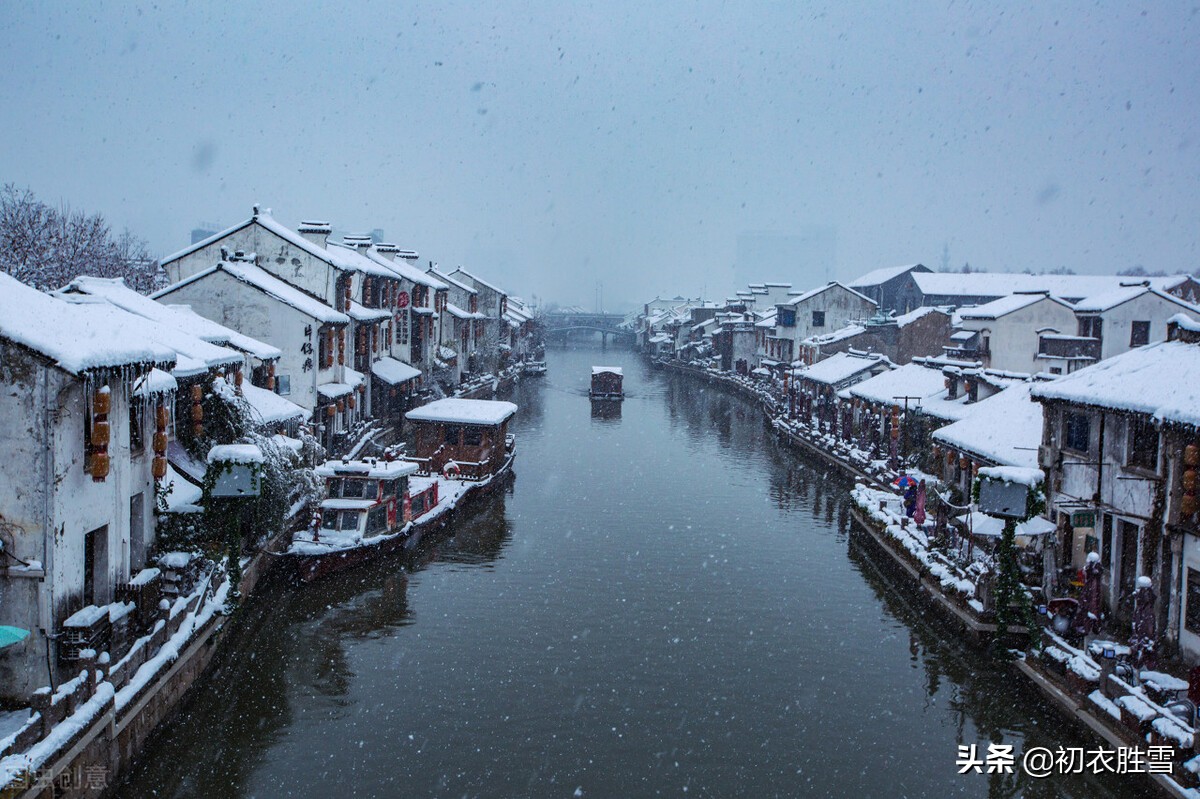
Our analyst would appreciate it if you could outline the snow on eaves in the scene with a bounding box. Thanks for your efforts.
[0,273,177,376]
[932,383,1041,469]
[1072,283,1200,315]
[1031,337,1200,428]
[847,263,924,288]
[367,248,448,290]
[958,292,1070,320]
[65,276,282,362]
[449,267,506,297]
[156,260,349,325]
[781,281,877,308]
[241,382,306,424]
[796,351,887,385]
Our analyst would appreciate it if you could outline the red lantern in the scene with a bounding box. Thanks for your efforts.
[152,456,168,480]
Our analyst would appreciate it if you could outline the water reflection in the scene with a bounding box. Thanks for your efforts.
[589,398,622,422]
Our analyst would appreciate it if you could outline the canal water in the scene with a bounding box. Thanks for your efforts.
[117,347,1143,798]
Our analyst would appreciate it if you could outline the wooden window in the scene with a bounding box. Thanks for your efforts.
[1126,417,1159,471]
[1130,321,1150,348]
[812,310,825,328]
[1187,568,1200,636]
[129,400,144,453]
[1064,411,1090,453]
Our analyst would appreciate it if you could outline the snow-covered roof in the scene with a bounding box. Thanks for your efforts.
[797,352,888,385]
[156,260,349,325]
[429,267,477,295]
[371,357,421,385]
[932,383,1041,469]
[958,292,1071,320]
[1072,283,1200,314]
[347,301,391,322]
[782,281,876,308]
[912,272,1190,302]
[0,273,177,376]
[315,457,419,479]
[317,367,365,400]
[804,323,865,347]
[54,294,244,378]
[849,362,973,421]
[1031,337,1200,428]
[893,306,947,327]
[847,263,924,287]
[133,368,178,397]
[592,366,623,376]
[163,305,282,360]
[241,382,306,424]
[449,267,506,297]
[367,249,448,290]
[206,443,264,465]
[405,398,518,426]
[445,303,486,320]
[66,277,272,355]
[324,241,399,279]
[161,209,348,271]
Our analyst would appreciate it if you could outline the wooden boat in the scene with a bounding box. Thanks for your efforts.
[285,398,518,582]
[590,366,624,399]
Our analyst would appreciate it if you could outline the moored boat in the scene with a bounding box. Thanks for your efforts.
[285,398,518,582]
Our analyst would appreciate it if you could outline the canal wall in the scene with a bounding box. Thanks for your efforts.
[659,358,1198,798]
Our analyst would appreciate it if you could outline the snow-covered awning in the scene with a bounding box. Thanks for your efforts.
[372,356,421,385]
[241,382,306,424]
[133,368,178,397]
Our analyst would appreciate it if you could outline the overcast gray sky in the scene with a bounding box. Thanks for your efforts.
[3,1,1198,307]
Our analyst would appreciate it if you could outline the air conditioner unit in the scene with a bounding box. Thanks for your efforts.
[1038,444,1056,468]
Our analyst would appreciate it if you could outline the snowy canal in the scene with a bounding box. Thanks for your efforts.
[116,348,1143,798]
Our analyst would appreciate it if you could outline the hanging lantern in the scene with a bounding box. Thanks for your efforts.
[1183,493,1198,519]
[92,419,110,446]
[932,445,942,459]
[389,387,397,398]
[266,374,276,391]
[1186,444,1200,467]
[337,328,346,364]
[92,387,111,415]
[1184,470,1197,493]
[191,403,204,422]
[155,404,169,429]
[959,456,969,470]
[946,450,955,465]
[191,384,203,402]
[152,431,168,455]
[192,422,204,438]
[348,394,356,410]
[972,461,981,474]
[152,456,168,480]
[337,398,345,412]
[90,452,110,480]
[234,370,244,388]
[327,404,336,418]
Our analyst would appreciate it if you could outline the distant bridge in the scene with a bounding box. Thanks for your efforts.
[542,311,634,345]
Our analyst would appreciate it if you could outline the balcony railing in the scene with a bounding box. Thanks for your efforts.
[1038,335,1100,361]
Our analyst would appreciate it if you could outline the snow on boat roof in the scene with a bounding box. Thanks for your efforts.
[206,443,264,464]
[315,458,418,479]
[241,382,306,424]
[797,352,887,385]
[1031,337,1200,428]
[932,384,1041,469]
[592,366,623,375]
[0,273,177,376]
[405,398,518,425]
[157,260,350,324]
[371,356,421,385]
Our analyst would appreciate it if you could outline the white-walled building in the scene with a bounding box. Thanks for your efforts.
[765,282,877,365]
[951,291,1078,375]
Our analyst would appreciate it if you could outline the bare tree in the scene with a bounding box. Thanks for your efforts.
[0,183,158,292]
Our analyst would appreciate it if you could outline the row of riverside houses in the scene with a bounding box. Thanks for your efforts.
[0,207,540,786]
[639,266,1200,710]
[156,206,539,453]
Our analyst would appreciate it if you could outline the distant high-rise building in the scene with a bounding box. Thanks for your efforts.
[190,223,220,244]
[734,227,837,291]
